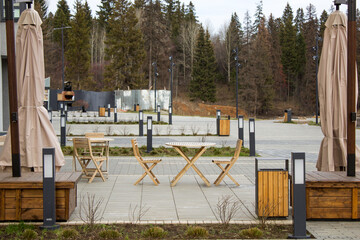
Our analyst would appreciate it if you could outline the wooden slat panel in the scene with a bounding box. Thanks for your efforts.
[4,209,16,221]
[21,198,66,209]
[21,189,65,198]
[308,208,352,219]
[5,189,16,197]
[308,188,351,197]
[5,198,16,209]
[15,190,21,220]
[308,197,351,208]
[21,209,66,221]
[352,188,358,219]
[258,171,288,217]
[0,189,4,220]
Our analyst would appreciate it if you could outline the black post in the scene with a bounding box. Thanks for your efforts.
[314,36,321,125]
[216,110,221,136]
[169,105,172,125]
[238,115,244,145]
[40,148,59,230]
[147,116,152,152]
[107,104,111,117]
[5,0,21,177]
[114,107,117,123]
[169,56,175,125]
[134,104,137,112]
[249,118,255,156]
[53,26,71,90]
[153,62,158,112]
[234,48,239,118]
[60,113,66,146]
[157,105,161,122]
[289,152,309,239]
[139,110,144,136]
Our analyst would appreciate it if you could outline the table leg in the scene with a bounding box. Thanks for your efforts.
[171,146,210,187]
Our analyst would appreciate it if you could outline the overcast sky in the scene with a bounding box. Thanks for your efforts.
[47,0,338,34]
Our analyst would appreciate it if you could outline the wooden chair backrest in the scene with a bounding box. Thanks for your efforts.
[231,139,243,163]
[85,132,105,138]
[73,137,92,157]
[131,139,143,162]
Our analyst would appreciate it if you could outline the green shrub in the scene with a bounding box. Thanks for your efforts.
[185,226,208,238]
[58,228,79,239]
[238,227,263,239]
[99,229,121,239]
[142,226,168,238]
[22,229,38,240]
[5,222,34,236]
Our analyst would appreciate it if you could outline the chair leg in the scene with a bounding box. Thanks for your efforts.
[134,163,160,186]
[214,163,226,185]
[134,172,147,185]
[214,164,238,186]
[88,161,105,183]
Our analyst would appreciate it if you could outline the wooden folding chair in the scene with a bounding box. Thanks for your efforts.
[85,132,106,156]
[212,139,243,186]
[73,137,106,183]
[131,139,161,185]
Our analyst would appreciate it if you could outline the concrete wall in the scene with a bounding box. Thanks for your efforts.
[115,90,170,110]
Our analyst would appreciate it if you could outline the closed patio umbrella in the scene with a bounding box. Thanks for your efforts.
[317,10,360,171]
[0,8,64,171]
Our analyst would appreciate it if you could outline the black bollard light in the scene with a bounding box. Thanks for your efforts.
[48,110,52,123]
[216,110,221,136]
[40,148,59,230]
[147,116,152,152]
[107,104,111,117]
[169,105,172,125]
[139,110,144,136]
[289,152,309,239]
[114,107,117,123]
[249,118,255,156]
[60,113,66,146]
[134,104,137,112]
[157,105,161,122]
[238,115,244,145]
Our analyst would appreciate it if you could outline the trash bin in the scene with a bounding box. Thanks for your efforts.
[219,116,230,136]
[284,109,292,123]
[99,107,106,117]
[255,158,289,217]
[136,104,140,112]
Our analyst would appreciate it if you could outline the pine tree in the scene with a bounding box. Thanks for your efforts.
[301,3,318,112]
[53,0,71,47]
[140,0,172,89]
[268,14,286,100]
[104,0,146,90]
[34,0,48,20]
[319,10,328,51]
[190,26,216,102]
[225,13,242,84]
[65,0,92,90]
[97,0,115,32]
[280,3,297,99]
[253,0,264,34]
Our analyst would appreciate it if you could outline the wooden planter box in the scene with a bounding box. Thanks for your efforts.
[306,171,360,220]
[0,172,81,221]
[219,119,230,136]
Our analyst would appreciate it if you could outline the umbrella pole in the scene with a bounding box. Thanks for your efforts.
[5,0,21,177]
[347,0,356,177]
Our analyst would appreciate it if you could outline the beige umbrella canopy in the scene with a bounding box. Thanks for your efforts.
[317,10,360,171]
[0,8,64,171]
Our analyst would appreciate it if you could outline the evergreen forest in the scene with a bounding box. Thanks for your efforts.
[34,0,360,116]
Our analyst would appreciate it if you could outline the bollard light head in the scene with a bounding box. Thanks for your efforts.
[43,148,55,178]
[249,119,255,133]
[294,159,305,184]
[147,117,152,130]
[139,110,143,120]
[169,106,172,114]
[48,111,52,121]
[157,105,160,111]
[64,104,67,111]
[238,116,243,128]
[61,114,66,127]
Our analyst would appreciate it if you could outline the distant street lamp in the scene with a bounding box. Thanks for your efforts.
[233,48,241,140]
[313,35,322,125]
[152,62,159,112]
[53,25,71,90]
